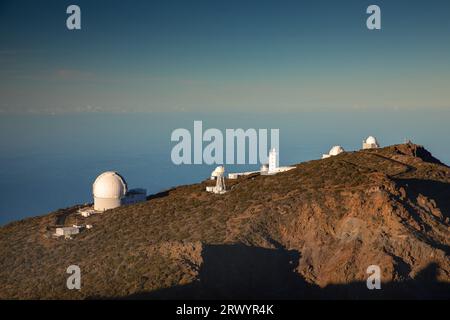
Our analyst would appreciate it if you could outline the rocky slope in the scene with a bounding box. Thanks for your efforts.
[0,143,449,299]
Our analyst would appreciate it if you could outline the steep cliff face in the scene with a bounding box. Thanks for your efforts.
[0,143,449,299]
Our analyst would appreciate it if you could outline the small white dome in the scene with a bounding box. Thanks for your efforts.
[365,136,378,145]
[93,171,127,199]
[215,166,225,174]
[211,166,225,177]
[329,145,345,156]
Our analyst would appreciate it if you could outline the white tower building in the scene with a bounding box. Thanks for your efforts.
[93,171,128,211]
[214,166,226,193]
[268,148,279,173]
[363,136,380,149]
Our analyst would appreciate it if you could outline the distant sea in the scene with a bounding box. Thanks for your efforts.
[1,110,449,225]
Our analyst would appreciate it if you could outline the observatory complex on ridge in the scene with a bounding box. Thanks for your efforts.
[206,148,295,194]
[61,134,384,238]
[321,136,381,159]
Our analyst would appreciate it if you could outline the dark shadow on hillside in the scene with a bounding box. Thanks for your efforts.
[395,178,450,221]
[124,244,308,300]
[386,184,450,254]
[317,262,449,300]
[393,178,450,255]
[89,244,450,300]
[413,145,448,167]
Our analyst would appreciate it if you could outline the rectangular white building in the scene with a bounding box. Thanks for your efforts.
[55,227,80,237]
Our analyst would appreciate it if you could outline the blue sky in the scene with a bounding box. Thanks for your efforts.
[1,0,450,113]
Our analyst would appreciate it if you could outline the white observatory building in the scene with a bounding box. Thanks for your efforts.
[261,148,295,175]
[210,166,224,180]
[322,145,345,159]
[268,148,279,173]
[206,166,227,194]
[92,171,146,211]
[362,136,380,149]
[227,148,294,179]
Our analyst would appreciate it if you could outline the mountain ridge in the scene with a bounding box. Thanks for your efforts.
[0,143,449,299]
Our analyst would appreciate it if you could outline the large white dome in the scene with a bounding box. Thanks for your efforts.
[329,145,345,156]
[365,136,378,145]
[93,171,128,199]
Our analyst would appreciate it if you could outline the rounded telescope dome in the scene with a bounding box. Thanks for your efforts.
[365,136,378,145]
[329,145,345,156]
[211,166,223,177]
[93,171,128,199]
[215,166,225,174]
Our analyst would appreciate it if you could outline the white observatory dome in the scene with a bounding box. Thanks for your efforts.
[329,146,345,156]
[93,171,128,199]
[215,166,225,175]
[211,166,224,178]
[365,136,378,145]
